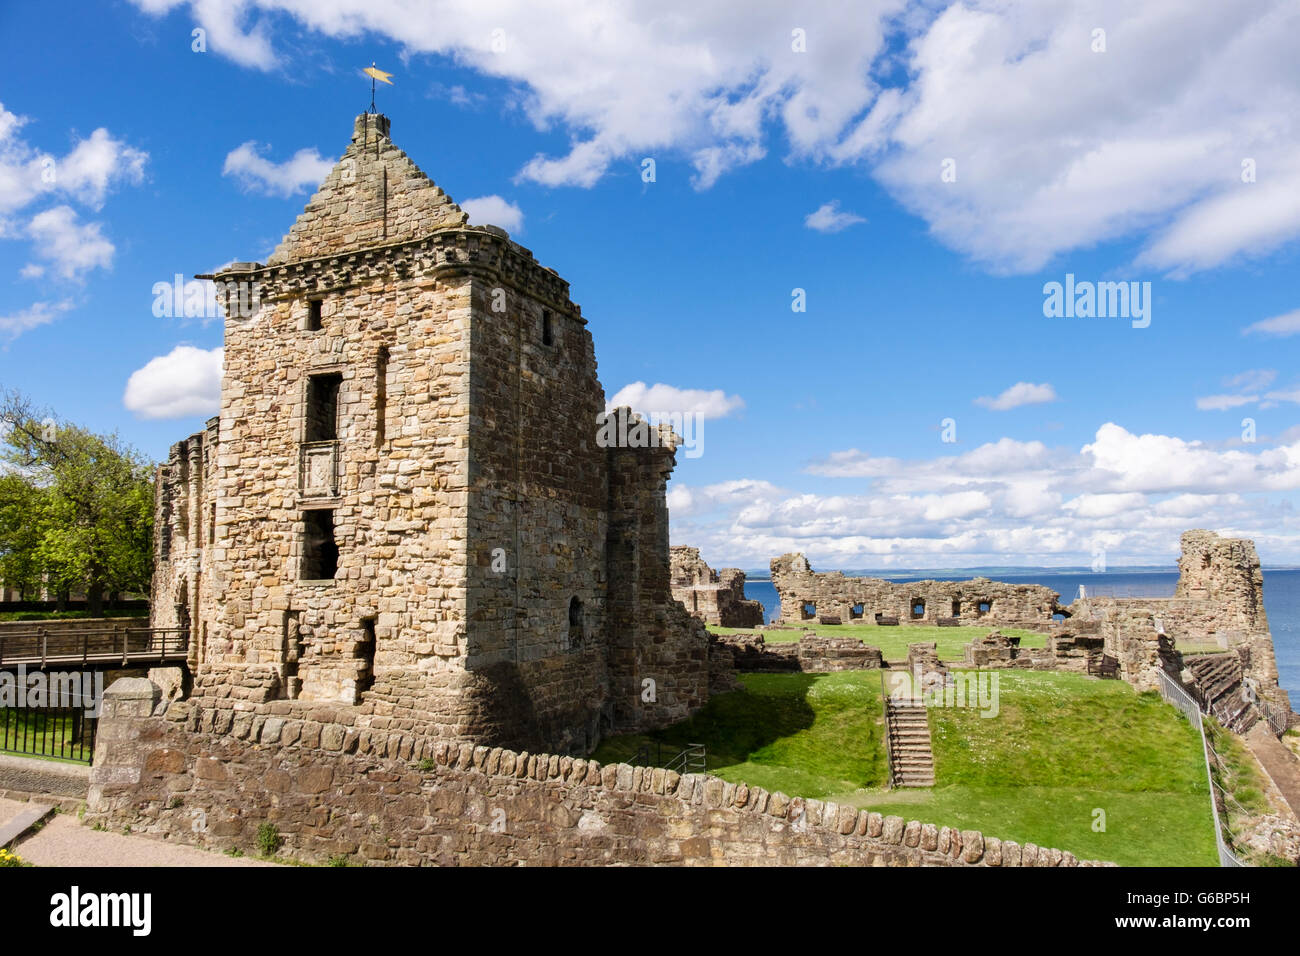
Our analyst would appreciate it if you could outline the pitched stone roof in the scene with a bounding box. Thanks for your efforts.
[266,113,469,266]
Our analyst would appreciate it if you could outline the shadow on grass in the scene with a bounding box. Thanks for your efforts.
[592,672,887,797]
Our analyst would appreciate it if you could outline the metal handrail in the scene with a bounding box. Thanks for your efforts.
[880,669,896,789]
[1156,670,1245,867]
[627,741,706,775]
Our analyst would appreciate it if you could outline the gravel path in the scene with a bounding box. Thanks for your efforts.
[11,813,278,867]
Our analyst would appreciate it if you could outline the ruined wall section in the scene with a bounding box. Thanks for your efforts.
[607,431,711,736]
[711,632,883,672]
[670,546,764,627]
[1065,531,1286,707]
[770,554,1059,628]
[1055,601,1178,691]
[1173,529,1278,696]
[149,417,218,698]
[86,680,1103,868]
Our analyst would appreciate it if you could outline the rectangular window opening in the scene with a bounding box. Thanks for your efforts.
[301,509,338,581]
[306,372,342,443]
[542,310,554,346]
[306,298,323,331]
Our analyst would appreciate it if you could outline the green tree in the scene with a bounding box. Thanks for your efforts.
[0,389,155,616]
[0,473,47,598]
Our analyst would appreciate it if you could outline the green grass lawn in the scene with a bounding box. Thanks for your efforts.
[595,669,1217,866]
[854,670,1216,866]
[592,671,888,797]
[0,608,149,622]
[708,622,1048,661]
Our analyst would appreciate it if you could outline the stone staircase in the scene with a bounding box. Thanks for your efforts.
[886,699,935,787]
[1184,654,1258,734]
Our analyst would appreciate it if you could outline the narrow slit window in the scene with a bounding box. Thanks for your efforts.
[375,346,388,448]
[307,298,323,331]
[542,310,554,346]
[568,596,584,649]
[357,617,377,696]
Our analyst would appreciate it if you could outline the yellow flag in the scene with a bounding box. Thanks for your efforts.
[364,65,394,85]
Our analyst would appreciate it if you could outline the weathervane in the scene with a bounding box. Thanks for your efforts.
[363,62,394,113]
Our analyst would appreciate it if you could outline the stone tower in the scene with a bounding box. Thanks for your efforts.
[151,113,711,754]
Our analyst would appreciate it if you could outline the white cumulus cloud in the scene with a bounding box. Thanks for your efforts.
[123,345,224,419]
[672,420,1300,568]
[607,381,744,419]
[26,206,114,280]
[0,103,147,214]
[222,142,335,197]
[128,1,1300,273]
[461,195,524,234]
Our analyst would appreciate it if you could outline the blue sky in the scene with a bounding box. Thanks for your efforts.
[2,1,1299,568]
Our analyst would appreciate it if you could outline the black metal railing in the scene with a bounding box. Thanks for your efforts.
[0,626,187,668]
[0,706,97,764]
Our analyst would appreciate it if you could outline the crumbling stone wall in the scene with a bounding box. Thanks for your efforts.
[149,417,218,699]
[86,679,1103,867]
[770,554,1059,629]
[151,113,710,756]
[710,632,883,672]
[1066,531,1287,707]
[670,546,764,628]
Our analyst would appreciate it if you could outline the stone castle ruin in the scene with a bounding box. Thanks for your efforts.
[1069,530,1288,714]
[767,531,1291,718]
[770,554,1061,628]
[670,546,764,628]
[149,112,711,756]
[82,113,1290,868]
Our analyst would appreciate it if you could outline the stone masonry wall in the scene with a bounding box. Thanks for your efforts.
[711,632,883,672]
[1064,531,1288,707]
[86,679,1104,867]
[670,546,764,628]
[770,554,1059,629]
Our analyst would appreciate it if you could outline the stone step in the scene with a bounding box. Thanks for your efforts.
[0,802,56,850]
[886,697,936,790]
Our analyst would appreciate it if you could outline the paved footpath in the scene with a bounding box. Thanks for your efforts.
[1,797,276,867]
[1245,725,1300,819]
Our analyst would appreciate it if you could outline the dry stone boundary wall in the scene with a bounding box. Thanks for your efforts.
[86,679,1105,867]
